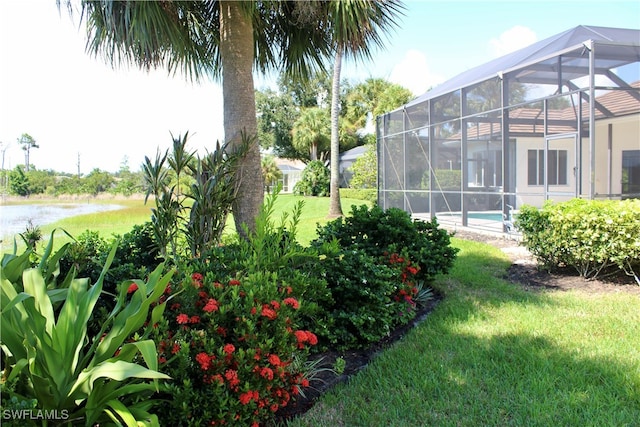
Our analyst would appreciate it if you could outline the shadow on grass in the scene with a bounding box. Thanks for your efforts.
[286,238,640,426]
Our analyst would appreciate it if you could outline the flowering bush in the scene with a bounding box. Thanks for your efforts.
[307,242,422,350]
[152,270,317,426]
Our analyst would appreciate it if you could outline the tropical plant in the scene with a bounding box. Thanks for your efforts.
[292,107,331,162]
[71,1,340,238]
[261,155,283,192]
[0,239,173,426]
[142,132,249,260]
[324,0,406,217]
[150,192,326,425]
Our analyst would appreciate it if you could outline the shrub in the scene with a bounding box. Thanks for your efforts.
[152,271,318,426]
[516,199,640,283]
[0,239,172,426]
[308,242,421,350]
[293,160,330,196]
[151,193,326,425]
[313,204,458,284]
[339,188,377,203]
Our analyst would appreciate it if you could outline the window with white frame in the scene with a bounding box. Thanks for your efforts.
[527,149,568,186]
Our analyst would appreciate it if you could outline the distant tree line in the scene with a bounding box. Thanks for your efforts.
[2,158,145,197]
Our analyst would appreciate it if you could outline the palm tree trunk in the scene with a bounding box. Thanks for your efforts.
[328,46,344,218]
[219,1,263,237]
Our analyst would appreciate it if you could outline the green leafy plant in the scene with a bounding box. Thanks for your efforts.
[143,132,250,261]
[293,160,330,196]
[314,204,458,284]
[516,199,640,283]
[1,239,174,426]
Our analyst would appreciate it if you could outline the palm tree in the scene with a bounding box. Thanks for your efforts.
[261,155,282,192]
[325,0,405,218]
[68,1,332,236]
[292,107,331,162]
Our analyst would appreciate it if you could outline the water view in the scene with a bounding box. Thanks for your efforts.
[0,203,123,243]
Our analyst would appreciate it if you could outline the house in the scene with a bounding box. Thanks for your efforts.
[273,158,305,193]
[376,25,640,233]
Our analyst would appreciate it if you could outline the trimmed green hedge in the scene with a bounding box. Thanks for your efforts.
[516,199,640,283]
[339,188,377,203]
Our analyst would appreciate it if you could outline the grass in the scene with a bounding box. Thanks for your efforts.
[1,194,370,253]
[287,239,640,426]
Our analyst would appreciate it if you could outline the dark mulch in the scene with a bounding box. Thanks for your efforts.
[276,229,639,423]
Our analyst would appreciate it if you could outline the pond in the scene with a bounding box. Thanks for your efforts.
[0,203,123,243]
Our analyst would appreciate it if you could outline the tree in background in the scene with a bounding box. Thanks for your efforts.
[344,78,414,131]
[8,165,29,196]
[292,107,331,162]
[261,155,282,193]
[349,143,378,189]
[17,133,38,172]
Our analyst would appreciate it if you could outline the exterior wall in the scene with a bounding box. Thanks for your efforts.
[592,114,640,197]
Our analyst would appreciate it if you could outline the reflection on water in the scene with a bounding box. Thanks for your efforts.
[0,203,123,243]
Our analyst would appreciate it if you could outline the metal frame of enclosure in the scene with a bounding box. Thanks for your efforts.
[377,26,640,233]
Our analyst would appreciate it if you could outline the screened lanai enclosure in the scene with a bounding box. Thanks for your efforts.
[377,25,640,233]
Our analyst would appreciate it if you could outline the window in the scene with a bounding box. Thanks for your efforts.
[528,149,568,186]
[622,150,640,198]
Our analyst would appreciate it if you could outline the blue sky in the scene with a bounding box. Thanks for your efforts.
[1,0,639,174]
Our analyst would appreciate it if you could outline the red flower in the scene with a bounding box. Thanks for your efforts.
[259,367,274,380]
[229,279,241,286]
[127,283,138,294]
[203,299,219,313]
[285,286,293,295]
[261,305,277,320]
[239,391,253,405]
[216,326,227,336]
[283,297,299,309]
[176,314,189,324]
[171,343,181,355]
[223,343,235,355]
[294,330,318,348]
[250,307,257,315]
[270,300,281,310]
[301,378,310,387]
[268,354,281,366]
[225,369,240,388]
[196,352,211,371]
[306,331,318,345]
[190,315,200,324]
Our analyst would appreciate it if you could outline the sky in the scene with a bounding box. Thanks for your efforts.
[0,0,639,174]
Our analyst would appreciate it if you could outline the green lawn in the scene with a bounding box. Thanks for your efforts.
[288,239,640,426]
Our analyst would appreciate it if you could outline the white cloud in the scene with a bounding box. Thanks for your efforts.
[389,50,444,96]
[488,26,538,58]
